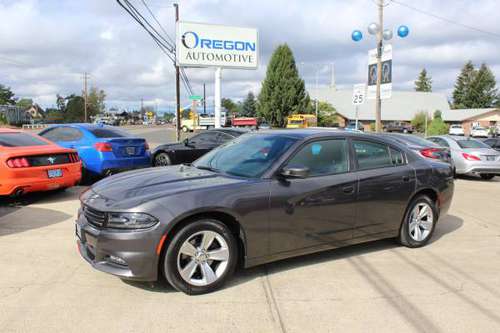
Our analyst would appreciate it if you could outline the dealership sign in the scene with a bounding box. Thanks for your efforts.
[176,21,259,69]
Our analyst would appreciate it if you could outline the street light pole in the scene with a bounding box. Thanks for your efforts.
[174,3,181,142]
[375,0,383,133]
[315,70,319,118]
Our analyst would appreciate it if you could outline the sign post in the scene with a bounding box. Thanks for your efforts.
[214,67,222,128]
[352,84,366,130]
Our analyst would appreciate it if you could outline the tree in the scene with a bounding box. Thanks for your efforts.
[87,87,106,116]
[221,98,239,115]
[411,111,431,133]
[0,112,7,125]
[56,94,66,112]
[65,95,86,123]
[258,44,311,127]
[428,110,448,135]
[240,92,257,117]
[414,68,432,92]
[452,61,476,109]
[0,84,16,105]
[467,63,498,108]
[16,98,33,110]
[316,102,338,127]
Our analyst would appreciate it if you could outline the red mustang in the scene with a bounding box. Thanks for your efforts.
[0,128,82,196]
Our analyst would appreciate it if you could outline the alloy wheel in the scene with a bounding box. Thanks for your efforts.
[155,153,171,166]
[177,230,230,287]
[408,202,434,241]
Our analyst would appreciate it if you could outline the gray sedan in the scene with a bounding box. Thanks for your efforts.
[427,135,500,180]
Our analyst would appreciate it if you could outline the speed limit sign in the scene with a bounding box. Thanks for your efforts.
[352,84,366,105]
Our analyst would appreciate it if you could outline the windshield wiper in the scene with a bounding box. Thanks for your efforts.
[195,165,220,173]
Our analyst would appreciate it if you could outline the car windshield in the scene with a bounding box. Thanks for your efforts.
[456,139,490,149]
[389,134,438,147]
[193,134,298,178]
[473,127,485,130]
[0,133,48,147]
[89,127,130,138]
[451,125,462,128]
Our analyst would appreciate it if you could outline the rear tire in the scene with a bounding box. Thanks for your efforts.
[399,195,438,248]
[154,152,172,167]
[480,174,495,180]
[163,219,238,295]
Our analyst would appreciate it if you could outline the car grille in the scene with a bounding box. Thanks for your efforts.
[83,205,107,228]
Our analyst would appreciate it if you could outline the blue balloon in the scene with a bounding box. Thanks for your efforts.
[398,25,409,38]
[351,30,363,42]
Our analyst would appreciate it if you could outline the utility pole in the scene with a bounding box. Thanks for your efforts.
[174,3,181,141]
[315,70,319,118]
[203,83,206,114]
[375,0,384,132]
[83,72,89,123]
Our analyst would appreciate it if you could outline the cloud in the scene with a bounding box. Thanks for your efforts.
[0,0,499,112]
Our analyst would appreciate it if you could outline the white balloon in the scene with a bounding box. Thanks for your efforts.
[368,23,379,35]
[383,29,393,41]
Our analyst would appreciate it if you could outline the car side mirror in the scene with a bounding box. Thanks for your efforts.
[280,166,309,179]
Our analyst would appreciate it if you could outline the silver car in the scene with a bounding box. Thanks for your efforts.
[427,135,500,180]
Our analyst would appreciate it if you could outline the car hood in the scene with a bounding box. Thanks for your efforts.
[83,165,247,210]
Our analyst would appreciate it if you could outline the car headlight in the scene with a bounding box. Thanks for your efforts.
[107,212,159,230]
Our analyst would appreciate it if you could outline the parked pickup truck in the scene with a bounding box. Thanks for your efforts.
[383,121,414,133]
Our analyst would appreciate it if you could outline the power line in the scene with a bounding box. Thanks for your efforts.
[140,0,176,49]
[391,0,500,39]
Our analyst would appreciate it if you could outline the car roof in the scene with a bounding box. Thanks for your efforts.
[210,128,249,135]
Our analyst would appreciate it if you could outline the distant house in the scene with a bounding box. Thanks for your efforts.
[309,86,500,134]
[25,104,45,121]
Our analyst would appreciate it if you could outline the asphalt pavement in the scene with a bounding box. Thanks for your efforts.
[1,128,500,332]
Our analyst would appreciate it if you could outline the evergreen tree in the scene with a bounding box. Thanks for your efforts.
[0,84,16,105]
[467,63,498,108]
[428,110,448,135]
[258,44,311,127]
[452,61,476,109]
[414,68,432,92]
[240,92,257,117]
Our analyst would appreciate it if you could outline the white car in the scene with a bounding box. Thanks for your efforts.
[449,124,465,136]
[470,126,489,138]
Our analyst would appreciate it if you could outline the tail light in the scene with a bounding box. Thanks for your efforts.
[462,153,481,161]
[420,148,441,159]
[6,157,30,168]
[68,152,80,163]
[94,142,113,152]
[144,142,150,150]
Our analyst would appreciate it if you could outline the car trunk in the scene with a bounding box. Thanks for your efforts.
[105,138,148,158]
[462,148,500,162]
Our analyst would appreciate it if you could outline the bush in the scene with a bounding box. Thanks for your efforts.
[369,122,376,132]
[427,117,449,135]
[411,111,430,133]
[0,112,7,125]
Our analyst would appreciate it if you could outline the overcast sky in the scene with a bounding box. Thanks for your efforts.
[0,0,499,113]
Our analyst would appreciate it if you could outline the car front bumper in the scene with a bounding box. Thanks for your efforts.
[75,208,162,281]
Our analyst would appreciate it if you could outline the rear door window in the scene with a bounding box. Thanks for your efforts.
[0,133,48,147]
[390,147,405,166]
[41,127,83,142]
[88,127,129,138]
[353,140,393,170]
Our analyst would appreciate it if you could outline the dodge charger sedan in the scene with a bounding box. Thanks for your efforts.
[76,129,454,295]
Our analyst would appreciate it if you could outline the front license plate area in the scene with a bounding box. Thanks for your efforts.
[47,169,62,178]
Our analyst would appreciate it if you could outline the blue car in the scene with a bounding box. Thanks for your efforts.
[39,124,151,179]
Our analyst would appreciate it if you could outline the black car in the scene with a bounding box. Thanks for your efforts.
[383,121,414,133]
[77,129,454,295]
[483,138,500,152]
[152,128,247,166]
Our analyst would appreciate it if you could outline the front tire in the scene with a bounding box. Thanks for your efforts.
[480,174,495,180]
[399,195,437,248]
[163,219,238,295]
